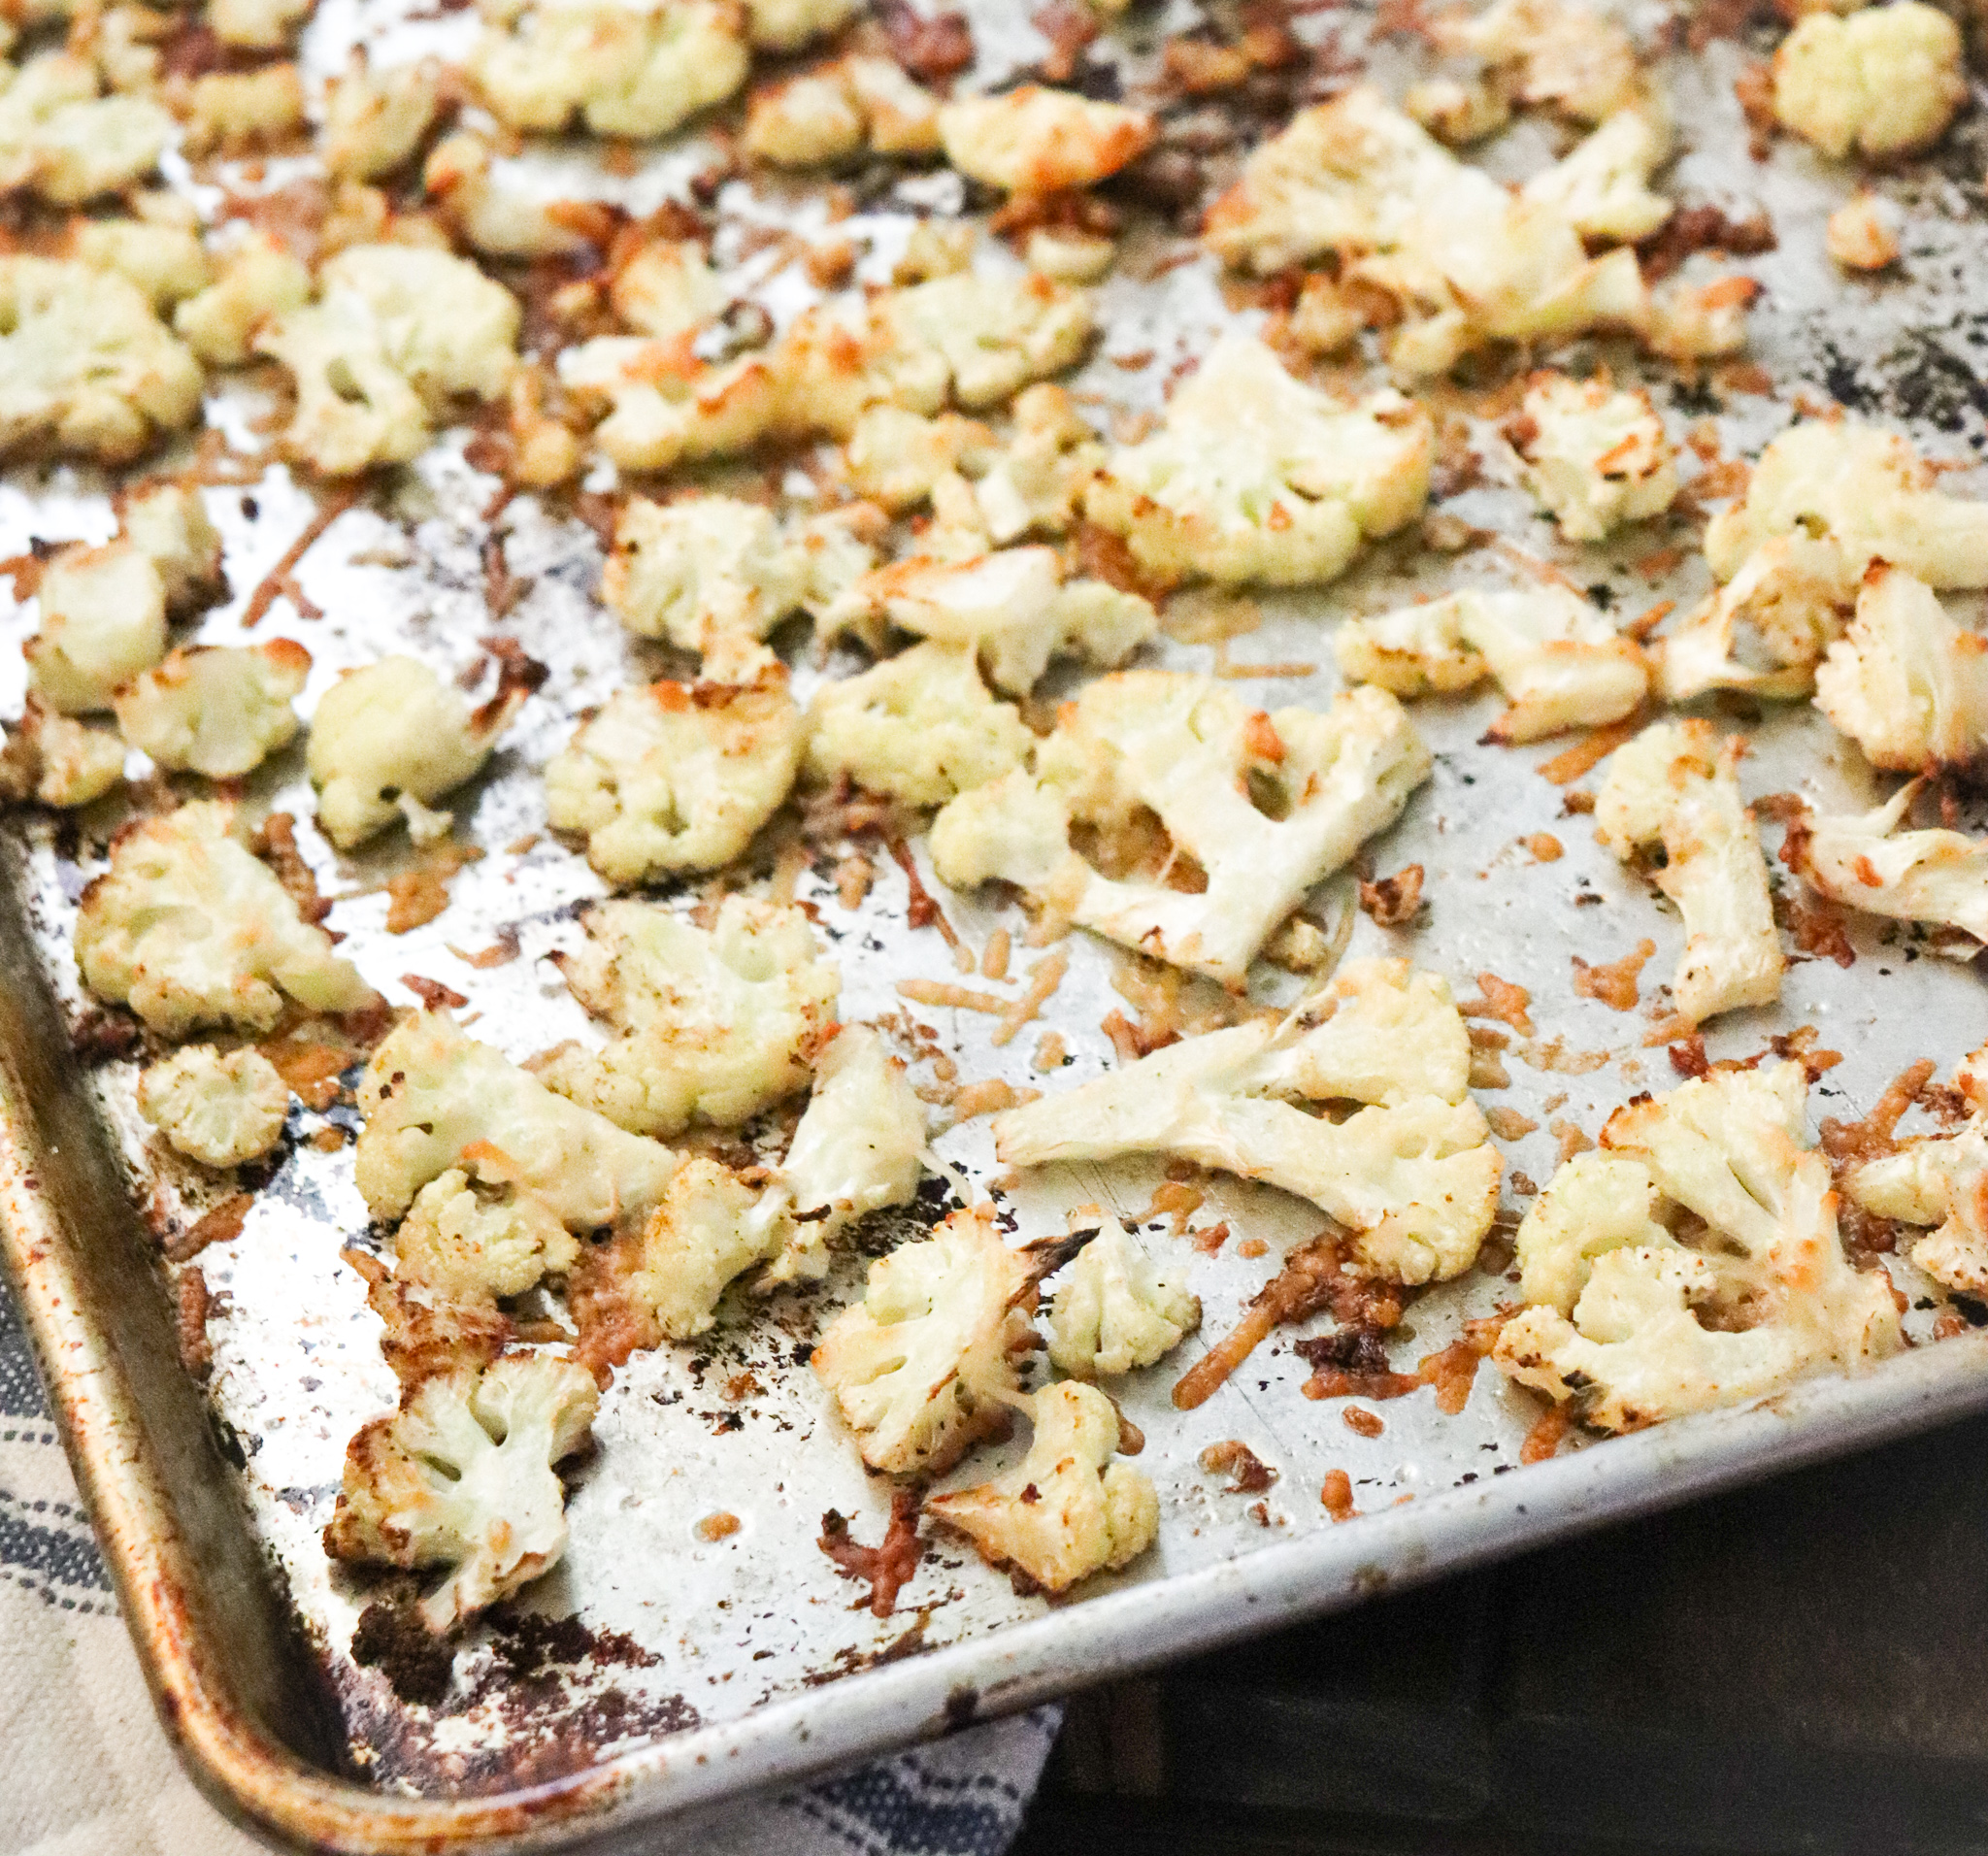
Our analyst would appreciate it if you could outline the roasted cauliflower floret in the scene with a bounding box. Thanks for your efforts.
[603,495,876,684]
[75,801,377,1035]
[841,406,994,512]
[1201,87,1652,377]
[937,84,1155,193]
[0,51,172,202]
[175,64,307,155]
[324,1351,600,1633]
[1519,106,1673,244]
[745,54,941,165]
[1513,372,1677,542]
[1654,535,1859,704]
[812,1206,1035,1475]
[996,959,1496,1283]
[0,255,202,462]
[257,244,521,475]
[391,1168,581,1304]
[1705,419,1988,592]
[1786,779,1988,942]
[746,0,858,48]
[424,131,603,259]
[933,675,1432,986]
[0,700,124,807]
[121,481,225,614]
[1048,1227,1200,1378]
[66,218,212,312]
[824,547,1153,696]
[1335,585,1647,744]
[309,654,528,850]
[472,0,748,138]
[536,896,838,1139]
[1812,565,1988,771]
[1513,1148,1674,1314]
[607,236,725,341]
[24,542,167,713]
[136,1044,289,1166]
[1843,1044,1988,1293]
[556,341,780,475]
[209,0,311,50]
[1429,0,1640,121]
[1083,334,1433,586]
[173,233,312,367]
[615,1156,789,1341]
[927,1381,1158,1592]
[544,675,804,886]
[321,53,444,181]
[1773,1,1964,160]
[969,383,1106,544]
[1594,720,1783,1026]
[114,641,311,779]
[354,1011,679,1229]
[1495,1063,1904,1430]
[806,642,1032,806]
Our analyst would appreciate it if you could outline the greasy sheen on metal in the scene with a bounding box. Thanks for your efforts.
[5,0,1988,1848]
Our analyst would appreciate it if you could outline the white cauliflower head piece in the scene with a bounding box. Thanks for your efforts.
[1429,0,1640,121]
[1787,779,1988,945]
[75,801,378,1035]
[1812,565,1988,772]
[1513,371,1677,543]
[812,1206,1035,1475]
[1594,719,1784,1026]
[926,1380,1158,1592]
[1083,333,1433,587]
[24,542,167,713]
[323,1351,600,1633]
[1513,1148,1674,1314]
[534,895,839,1139]
[1843,1044,1988,1294]
[114,641,312,778]
[932,673,1432,986]
[173,233,312,368]
[745,55,941,166]
[391,1167,581,1305]
[0,52,173,203]
[1773,1,1965,160]
[0,700,125,808]
[545,674,803,886]
[936,84,1155,193]
[1655,535,1860,704]
[1048,1225,1200,1377]
[321,53,445,181]
[137,1044,290,1167]
[617,1155,790,1341]
[1519,106,1673,244]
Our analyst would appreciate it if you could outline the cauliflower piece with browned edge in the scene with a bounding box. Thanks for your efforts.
[927,1380,1158,1592]
[0,700,124,807]
[25,545,165,714]
[65,218,212,313]
[933,674,1431,986]
[1202,88,1653,378]
[746,0,858,48]
[0,52,173,202]
[0,255,203,462]
[1787,779,1988,943]
[609,236,727,340]
[173,233,312,367]
[257,244,521,476]
[1335,584,1647,743]
[937,85,1155,193]
[1519,106,1674,244]
[1496,1062,1903,1430]
[1429,0,1640,121]
[1654,535,1859,703]
[354,1010,679,1229]
[1812,565,1988,771]
[324,1350,599,1633]
[321,53,444,181]
[1773,1,1964,161]
[995,959,1498,1284]
[615,1155,790,1341]
[1594,720,1783,1026]
[424,132,603,259]
[1048,1226,1200,1377]
[175,64,307,155]
[806,642,1032,806]
[545,674,804,885]
[1083,334,1433,586]
[137,1044,289,1166]
[824,546,1153,696]
[536,896,838,1138]
[745,54,941,166]
[391,1168,580,1305]
[1513,372,1677,542]
[114,640,311,778]
[842,406,995,512]
[555,342,783,476]
[1843,1044,1988,1293]
[603,495,876,683]
[75,801,378,1035]
[309,654,529,850]
[472,0,748,139]
[1512,1148,1675,1314]
[812,1206,1035,1475]
[209,0,311,50]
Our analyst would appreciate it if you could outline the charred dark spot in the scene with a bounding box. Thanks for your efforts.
[351,1591,456,1707]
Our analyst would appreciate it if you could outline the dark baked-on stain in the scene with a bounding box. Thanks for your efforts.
[351,1590,456,1707]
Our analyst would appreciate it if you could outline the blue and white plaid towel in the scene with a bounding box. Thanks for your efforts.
[0,1287,1058,1856]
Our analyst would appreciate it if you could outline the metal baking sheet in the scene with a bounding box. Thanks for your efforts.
[7,0,1988,1848]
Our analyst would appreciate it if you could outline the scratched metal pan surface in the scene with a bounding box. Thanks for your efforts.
[7,0,1988,1848]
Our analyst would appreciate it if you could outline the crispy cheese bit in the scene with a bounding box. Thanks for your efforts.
[544,673,804,886]
[1428,0,1640,122]
[1813,565,1988,771]
[0,700,124,807]
[324,1351,600,1634]
[536,895,839,1139]
[822,546,1154,696]
[1201,87,1650,378]
[1519,106,1674,244]
[805,641,1033,807]
[1826,194,1900,271]
[1495,1062,1903,1431]
[1706,419,1988,592]
[75,800,378,1036]
[1048,1226,1201,1377]
[1845,1043,1988,1293]
[471,0,749,140]
[309,654,528,850]
[1082,333,1433,586]
[933,672,1432,986]
[745,54,941,166]
[353,1010,679,1229]
[138,1044,290,1167]
[812,1206,1035,1475]
[1334,585,1647,744]
[1790,780,1988,943]
[257,244,521,477]
[0,51,173,202]
[926,1381,1158,1592]
[1513,372,1677,543]
[1593,720,1782,1027]
[994,958,1499,1285]
[1773,1,1964,161]
[114,641,311,779]
[0,254,202,463]
[937,84,1156,193]
[1654,535,1859,704]
[603,494,876,684]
